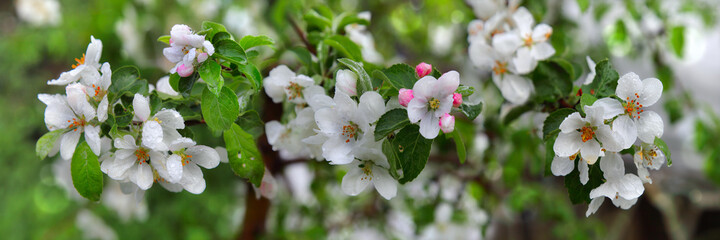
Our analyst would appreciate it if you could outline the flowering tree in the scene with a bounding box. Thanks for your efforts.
[25,0,716,239]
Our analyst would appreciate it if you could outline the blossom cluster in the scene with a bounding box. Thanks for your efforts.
[39,35,224,196]
[467,2,555,104]
[550,71,666,216]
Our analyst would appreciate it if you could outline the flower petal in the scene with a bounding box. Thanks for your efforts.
[612,115,637,149]
[155,109,185,129]
[637,111,663,143]
[357,91,386,126]
[616,72,642,101]
[341,164,371,196]
[559,112,584,133]
[492,32,523,56]
[166,154,184,183]
[114,134,137,149]
[616,174,644,199]
[60,130,81,160]
[419,111,440,139]
[532,23,553,42]
[586,197,604,217]
[553,131,582,157]
[551,156,574,176]
[579,159,589,185]
[499,74,532,104]
[84,125,102,156]
[513,47,536,74]
[580,139,601,165]
[181,163,206,194]
[134,163,154,190]
[531,41,555,61]
[133,94,151,121]
[591,98,624,119]
[640,78,663,106]
[372,165,397,200]
[142,121,167,151]
[169,137,196,151]
[436,70,460,97]
[407,98,428,123]
[600,152,625,179]
[187,145,221,169]
[322,138,354,165]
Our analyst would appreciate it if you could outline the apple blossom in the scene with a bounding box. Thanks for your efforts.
[164,137,220,194]
[633,143,666,184]
[100,134,163,190]
[469,39,533,104]
[263,65,324,104]
[497,7,555,74]
[407,71,459,139]
[452,93,462,107]
[584,56,596,85]
[586,152,644,216]
[398,88,414,107]
[416,62,432,78]
[335,69,358,97]
[439,113,455,134]
[132,94,185,152]
[554,105,622,165]
[48,36,103,86]
[162,24,215,76]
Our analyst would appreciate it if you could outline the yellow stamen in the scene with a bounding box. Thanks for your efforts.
[72,53,86,69]
[580,126,595,142]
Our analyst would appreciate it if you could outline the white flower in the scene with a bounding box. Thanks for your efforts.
[335,69,358,97]
[407,71,459,139]
[156,76,180,98]
[253,168,277,199]
[341,158,397,200]
[313,91,385,165]
[592,73,664,145]
[163,137,220,194]
[633,143,666,184]
[553,105,622,165]
[100,134,161,190]
[496,7,555,74]
[266,108,322,160]
[551,153,594,185]
[16,0,61,27]
[48,36,103,85]
[586,152,644,216]
[75,210,117,240]
[263,65,325,104]
[466,0,520,20]
[469,39,533,104]
[38,84,101,160]
[583,56,596,85]
[345,12,383,64]
[132,94,185,152]
[162,24,214,77]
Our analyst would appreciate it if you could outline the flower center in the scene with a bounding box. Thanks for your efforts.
[286,82,304,100]
[91,84,107,101]
[580,126,595,142]
[72,53,86,69]
[569,152,579,161]
[135,148,150,165]
[180,153,193,166]
[428,98,441,111]
[524,34,533,47]
[359,162,373,181]
[67,117,87,131]
[492,61,508,75]
[638,148,658,166]
[341,122,360,143]
[469,24,483,36]
[624,93,644,120]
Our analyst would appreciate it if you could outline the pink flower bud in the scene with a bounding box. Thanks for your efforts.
[452,93,463,108]
[176,64,194,77]
[439,113,455,133]
[398,88,414,107]
[416,62,432,78]
[197,52,209,63]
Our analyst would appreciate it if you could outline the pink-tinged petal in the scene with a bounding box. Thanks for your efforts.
[452,93,462,108]
[372,165,397,200]
[439,113,455,134]
[341,164,370,196]
[398,89,414,107]
[133,94,150,121]
[532,23,553,42]
[436,70,460,97]
[419,111,440,139]
[415,62,432,78]
[551,156,574,176]
[580,139,601,165]
[554,131,582,157]
[637,111,664,143]
[60,130,81,160]
[196,52,209,63]
[616,72,642,101]
[559,112,584,133]
[591,98,624,119]
[407,98,428,123]
[176,64,194,77]
[612,115,637,149]
[640,78,663,106]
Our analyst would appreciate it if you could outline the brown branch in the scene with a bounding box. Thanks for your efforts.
[288,15,317,55]
[185,119,206,126]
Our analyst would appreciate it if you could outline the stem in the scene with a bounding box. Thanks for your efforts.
[288,16,317,55]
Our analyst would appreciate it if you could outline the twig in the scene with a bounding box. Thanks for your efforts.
[287,15,317,55]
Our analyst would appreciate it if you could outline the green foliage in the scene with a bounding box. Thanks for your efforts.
[450,130,467,164]
[579,93,598,112]
[215,39,248,65]
[582,59,619,98]
[456,85,475,97]
[460,102,483,121]
[201,86,240,132]
[382,139,402,179]
[71,141,103,201]
[157,35,170,44]
[324,35,362,61]
[668,26,685,58]
[503,103,533,125]
[543,108,576,140]
[387,125,433,184]
[529,59,574,103]
[239,35,275,51]
[374,109,411,141]
[564,159,604,204]
[109,66,148,102]
[223,123,264,187]
[236,111,264,139]
[200,21,228,41]
[337,58,373,95]
[36,129,64,160]
[654,137,672,167]
[198,60,223,95]
[373,63,416,91]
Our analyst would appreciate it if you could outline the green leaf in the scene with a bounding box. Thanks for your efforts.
[36,129,64,160]
[224,123,265,187]
[239,64,263,92]
[451,130,467,164]
[215,39,247,65]
[544,133,558,176]
[529,60,573,102]
[564,158,604,204]
[109,66,147,100]
[334,14,370,33]
[198,60,223,95]
[580,93,598,110]
[71,141,103,201]
[542,108,576,140]
[654,137,672,166]
[668,26,685,58]
[239,35,275,51]
[577,0,590,12]
[201,86,240,132]
[503,103,532,125]
[201,21,227,41]
[304,10,332,30]
[456,85,475,97]
[112,104,133,127]
[460,102,483,121]
[382,139,402,179]
[212,32,232,43]
[582,59,619,98]
[289,46,314,72]
[392,125,433,184]
[324,35,362,61]
[374,109,410,141]
[157,35,170,44]
[236,111,264,139]
[373,63,416,90]
[337,58,372,96]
